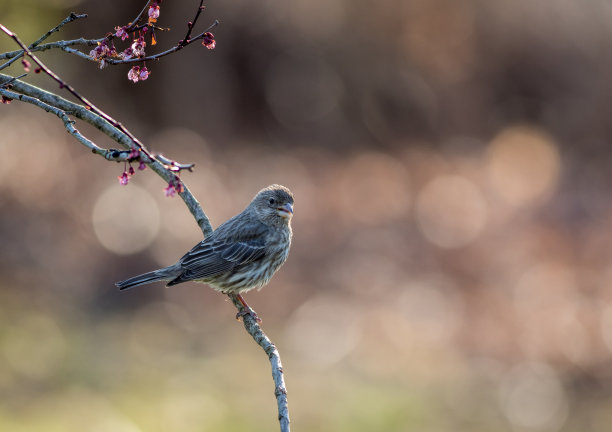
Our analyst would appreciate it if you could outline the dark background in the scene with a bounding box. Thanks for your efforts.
[2,0,612,430]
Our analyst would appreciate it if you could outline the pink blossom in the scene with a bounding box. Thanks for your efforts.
[127,66,141,83]
[164,183,177,197]
[138,161,147,170]
[89,42,110,60]
[138,66,150,81]
[21,59,30,72]
[148,3,160,22]
[118,171,130,185]
[119,47,134,60]
[131,36,146,58]
[201,32,216,50]
[128,165,135,176]
[115,26,129,41]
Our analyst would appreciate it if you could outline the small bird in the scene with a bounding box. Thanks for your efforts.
[116,184,294,321]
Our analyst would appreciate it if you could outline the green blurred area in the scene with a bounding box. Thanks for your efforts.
[3,0,612,431]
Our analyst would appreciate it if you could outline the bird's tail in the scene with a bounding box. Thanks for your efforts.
[116,266,179,290]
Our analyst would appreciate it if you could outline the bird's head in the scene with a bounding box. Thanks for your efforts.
[250,184,294,225]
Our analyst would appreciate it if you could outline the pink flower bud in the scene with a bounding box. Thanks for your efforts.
[148,3,160,22]
[118,171,130,185]
[201,32,216,50]
[115,26,129,41]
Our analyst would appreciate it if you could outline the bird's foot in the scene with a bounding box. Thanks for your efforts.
[234,294,262,323]
[236,306,262,323]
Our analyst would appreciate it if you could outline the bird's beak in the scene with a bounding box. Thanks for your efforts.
[277,203,293,218]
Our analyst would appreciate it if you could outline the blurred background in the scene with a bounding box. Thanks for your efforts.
[2,0,612,430]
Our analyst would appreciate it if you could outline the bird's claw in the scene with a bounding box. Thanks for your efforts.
[236,306,262,323]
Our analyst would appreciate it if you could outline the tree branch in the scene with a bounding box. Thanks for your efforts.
[229,294,291,432]
[0,7,290,430]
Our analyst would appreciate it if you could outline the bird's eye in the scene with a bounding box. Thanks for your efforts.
[269,198,276,205]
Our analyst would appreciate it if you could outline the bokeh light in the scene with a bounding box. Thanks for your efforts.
[284,295,360,366]
[485,125,561,208]
[498,362,568,431]
[333,152,411,225]
[416,175,487,248]
[92,185,161,255]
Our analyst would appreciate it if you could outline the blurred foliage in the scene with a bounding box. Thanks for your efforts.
[3,0,612,431]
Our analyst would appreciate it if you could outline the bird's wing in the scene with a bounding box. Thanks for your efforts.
[173,221,268,282]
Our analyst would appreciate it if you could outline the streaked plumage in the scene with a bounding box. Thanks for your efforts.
[115,185,294,299]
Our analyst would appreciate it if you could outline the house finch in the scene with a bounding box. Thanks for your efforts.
[115,184,294,321]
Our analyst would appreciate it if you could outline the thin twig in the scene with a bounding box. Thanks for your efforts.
[57,44,98,61]
[31,12,89,47]
[156,154,196,172]
[104,19,219,65]
[182,0,206,44]
[0,38,103,61]
[0,73,27,88]
[0,13,88,70]
[128,0,154,30]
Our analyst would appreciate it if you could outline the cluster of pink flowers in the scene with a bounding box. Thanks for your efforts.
[89,6,154,79]
[87,1,216,84]
[89,41,116,68]
[127,65,150,83]
[115,26,129,41]
[117,149,146,185]
[89,41,112,60]
[131,36,146,58]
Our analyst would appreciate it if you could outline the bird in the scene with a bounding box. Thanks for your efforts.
[115,184,294,321]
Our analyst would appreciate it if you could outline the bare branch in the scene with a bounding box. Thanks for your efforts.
[0,13,89,70]
[31,12,89,47]
[0,38,103,61]
[156,154,196,173]
[129,0,154,30]
[229,294,291,432]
